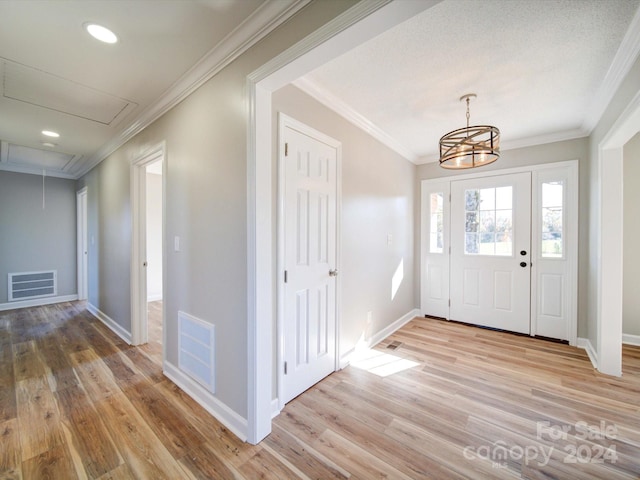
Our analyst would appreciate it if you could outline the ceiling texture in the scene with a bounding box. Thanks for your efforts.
[1,0,639,179]
[298,0,640,163]
[0,0,307,179]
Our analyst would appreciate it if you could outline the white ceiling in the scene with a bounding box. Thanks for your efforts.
[0,0,639,177]
[298,0,640,164]
[0,0,306,178]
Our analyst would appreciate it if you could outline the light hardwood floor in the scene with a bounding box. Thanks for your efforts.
[1,302,639,479]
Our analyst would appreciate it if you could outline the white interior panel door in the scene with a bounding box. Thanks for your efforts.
[450,173,531,333]
[282,122,338,405]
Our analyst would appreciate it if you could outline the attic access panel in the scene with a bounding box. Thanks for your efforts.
[2,59,137,125]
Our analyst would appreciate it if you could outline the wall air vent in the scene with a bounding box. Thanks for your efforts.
[178,311,215,393]
[8,270,56,301]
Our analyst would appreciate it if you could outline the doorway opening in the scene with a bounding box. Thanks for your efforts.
[145,159,164,361]
[131,142,165,362]
[76,186,88,301]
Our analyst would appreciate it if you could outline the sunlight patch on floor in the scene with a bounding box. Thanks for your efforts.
[349,348,419,377]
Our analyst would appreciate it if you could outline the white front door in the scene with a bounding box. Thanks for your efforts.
[281,117,339,405]
[450,173,532,333]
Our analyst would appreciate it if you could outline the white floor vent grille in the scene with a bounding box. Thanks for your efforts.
[8,270,57,301]
[178,311,215,393]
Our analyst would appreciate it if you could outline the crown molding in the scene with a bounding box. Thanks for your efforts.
[72,0,311,179]
[416,127,589,165]
[582,5,640,134]
[293,77,419,163]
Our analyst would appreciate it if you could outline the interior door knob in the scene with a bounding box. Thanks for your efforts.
[329,269,338,277]
[520,262,527,268]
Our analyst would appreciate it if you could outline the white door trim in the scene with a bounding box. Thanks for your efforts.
[130,141,166,347]
[76,187,88,301]
[596,89,640,377]
[277,113,342,411]
[421,160,579,345]
[246,0,437,444]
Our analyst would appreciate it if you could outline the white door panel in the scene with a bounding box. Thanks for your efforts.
[450,173,531,333]
[282,122,338,405]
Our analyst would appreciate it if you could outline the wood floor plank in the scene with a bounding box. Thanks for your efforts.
[69,349,121,402]
[95,463,136,480]
[15,376,64,461]
[35,335,80,392]
[384,418,521,479]
[237,448,300,480]
[121,376,207,459]
[94,392,188,479]
[5,303,640,479]
[263,423,349,480]
[313,428,415,480]
[12,341,45,382]
[0,418,22,479]
[21,445,78,480]
[177,441,243,479]
[55,384,122,478]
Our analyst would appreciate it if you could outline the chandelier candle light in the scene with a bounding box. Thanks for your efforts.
[439,93,500,169]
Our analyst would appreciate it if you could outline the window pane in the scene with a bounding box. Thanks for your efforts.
[465,189,479,211]
[464,187,512,256]
[429,192,444,253]
[479,211,496,233]
[542,182,563,208]
[465,212,478,232]
[479,188,495,210]
[465,233,478,254]
[541,182,563,258]
[496,187,512,209]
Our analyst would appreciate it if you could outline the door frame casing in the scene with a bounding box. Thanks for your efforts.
[131,141,166,348]
[276,113,342,412]
[76,186,88,301]
[420,160,579,345]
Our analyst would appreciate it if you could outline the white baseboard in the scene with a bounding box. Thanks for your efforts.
[164,361,248,442]
[623,333,640,346]
[147,294,163,302]
[271,398,280,419]
[577,337,598,369]
[86,303,132,344]
[340,308,421,368]
[0,294,78,311]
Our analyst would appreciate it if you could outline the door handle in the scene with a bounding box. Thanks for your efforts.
[519,262,527,268]
[329,269,338,277]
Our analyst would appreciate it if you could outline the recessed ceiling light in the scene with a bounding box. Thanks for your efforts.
[85,23,118,44]
[42,142,57,148]
[42,130,60,138]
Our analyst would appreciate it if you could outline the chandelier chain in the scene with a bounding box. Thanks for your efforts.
[466,97,470,129]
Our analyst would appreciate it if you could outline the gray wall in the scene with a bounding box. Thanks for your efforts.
[273,84,416,360]
[623,131,640,336]
[417,137,590,336]
[588,54,640,347]
[77,149,132,331]
[0,171,77,304]
[77,0,357,421]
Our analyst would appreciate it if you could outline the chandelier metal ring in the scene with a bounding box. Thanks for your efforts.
[439,93,500,169]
